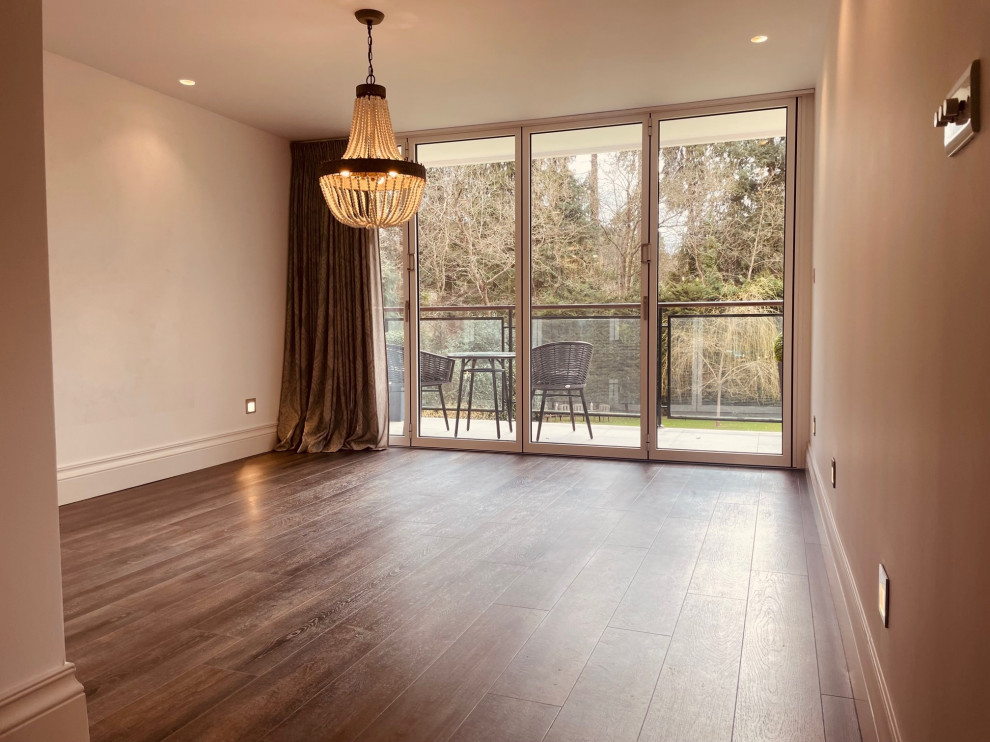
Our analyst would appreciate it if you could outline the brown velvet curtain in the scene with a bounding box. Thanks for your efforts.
[275,139,389,452]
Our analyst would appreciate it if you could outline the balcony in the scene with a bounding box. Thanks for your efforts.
[386,300,783,455]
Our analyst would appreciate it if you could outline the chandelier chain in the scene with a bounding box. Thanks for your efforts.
[366,21,375,85]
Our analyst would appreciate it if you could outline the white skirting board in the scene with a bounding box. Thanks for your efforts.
[0,664,88,742]
[805,448,901,742]
[56,424,278,505]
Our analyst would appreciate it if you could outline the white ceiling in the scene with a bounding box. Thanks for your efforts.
[42,0,828,141]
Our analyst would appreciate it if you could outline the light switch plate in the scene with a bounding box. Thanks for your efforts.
[941,60,981,157]
[878,563,890,627]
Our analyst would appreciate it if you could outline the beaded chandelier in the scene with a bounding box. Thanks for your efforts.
[319,9,426,229]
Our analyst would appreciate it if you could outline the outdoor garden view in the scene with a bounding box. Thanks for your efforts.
[381,109,787,454]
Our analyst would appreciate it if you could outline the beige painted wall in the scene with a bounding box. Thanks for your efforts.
[812,0,990,738]
[0,2,87,739]
[43,53,290,501]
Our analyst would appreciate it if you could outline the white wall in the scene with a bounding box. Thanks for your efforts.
[0,3,87,740]
[43,53,290,503]
[811,0,990,739]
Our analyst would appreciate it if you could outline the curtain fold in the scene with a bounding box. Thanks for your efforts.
[275,139,389,452]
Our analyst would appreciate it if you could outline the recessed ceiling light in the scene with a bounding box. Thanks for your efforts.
[750,35,769,44]
[178,79,196,86]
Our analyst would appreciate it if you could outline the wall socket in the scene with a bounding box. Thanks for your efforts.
[830,458,836,487]
[934,60,980,157]
[878,564,890,627]
[245,398,257,414]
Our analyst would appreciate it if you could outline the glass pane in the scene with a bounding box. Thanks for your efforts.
[656,109,787,455]
[380,226,405,437]
[415,136,517,442]
[530,123,643,448]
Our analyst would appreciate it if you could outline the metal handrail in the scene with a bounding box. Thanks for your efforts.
[655,300,782,309]
[384,299,782,313]
[386,300,784,421]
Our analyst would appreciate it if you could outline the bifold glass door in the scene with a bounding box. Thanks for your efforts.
[523,121,648,458]
[410,134,521,450]
[649,105,794,465]
[397,98,796,465]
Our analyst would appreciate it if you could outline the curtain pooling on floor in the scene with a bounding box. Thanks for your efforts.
[275,139,388,452]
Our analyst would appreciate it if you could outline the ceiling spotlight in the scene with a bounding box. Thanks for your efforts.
[750,35,769,44]
[178,79,196,86]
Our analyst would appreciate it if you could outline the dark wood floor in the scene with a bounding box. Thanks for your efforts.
[60,449,863,742]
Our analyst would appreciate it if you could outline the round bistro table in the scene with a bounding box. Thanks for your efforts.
[446,351,516,439]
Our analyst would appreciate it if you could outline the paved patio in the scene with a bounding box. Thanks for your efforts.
[394,416,782,455]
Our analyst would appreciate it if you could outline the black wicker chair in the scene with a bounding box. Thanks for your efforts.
[531,341,594,442]
[419,350,456,429]
[385,344,456,430]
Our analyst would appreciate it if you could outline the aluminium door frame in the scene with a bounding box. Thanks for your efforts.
[645,96,798,467]
[405,126,525,453]
[519,113,651,460]
[387,138,413,447]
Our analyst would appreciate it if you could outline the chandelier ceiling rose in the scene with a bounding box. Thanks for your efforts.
[354,9,384,26]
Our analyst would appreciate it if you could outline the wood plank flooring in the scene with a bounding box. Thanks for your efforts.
[60,449,862,742]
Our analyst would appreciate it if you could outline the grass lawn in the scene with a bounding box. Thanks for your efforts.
[587,415,781,433]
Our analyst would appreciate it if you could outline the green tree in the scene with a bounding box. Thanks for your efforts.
[658,138,786,301]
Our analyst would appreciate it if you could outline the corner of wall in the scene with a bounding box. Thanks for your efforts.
[791,92,816,469]
[0,665,88,742]
[1,3,90,740]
